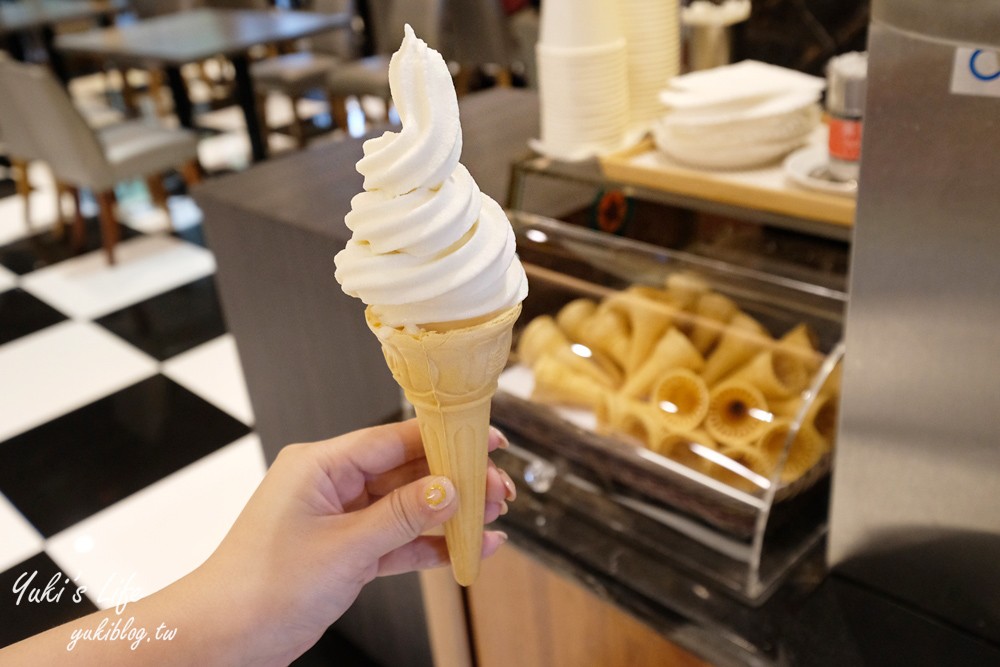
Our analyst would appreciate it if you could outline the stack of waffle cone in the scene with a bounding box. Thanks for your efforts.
[365,304,521,586]
[517,277,843,493]
[621,328,704,398]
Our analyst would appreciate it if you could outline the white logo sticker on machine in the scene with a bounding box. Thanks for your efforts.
[951,47,1000,98]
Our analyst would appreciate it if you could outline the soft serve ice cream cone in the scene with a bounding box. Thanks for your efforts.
[334,25,528,586]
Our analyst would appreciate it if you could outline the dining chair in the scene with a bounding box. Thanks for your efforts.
[442,0,515,94]
[0,58,202,265]
[0,54,37,233]
[0,51,83,240]
[250,0,359,146]
[324,0,446,125]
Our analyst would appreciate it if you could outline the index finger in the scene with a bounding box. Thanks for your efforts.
[331,419,510,478]
[339,419,425,477]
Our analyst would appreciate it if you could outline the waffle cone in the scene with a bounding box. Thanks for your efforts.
[803,392,838,449]
[517,315,569,367]
[595,392,665,446]
[770,395,803,418]
[531,353,610,409]
[755,418,825,483]
[650,368,710,432]
[713,444,772,492]
[664,272,710,310]
[365,304,521,586]
[605,290,675,374]
[621,328,704,399]
[580,308,631,367]
[688,292,738,355]
[519,315,621,388]
[777,324,824,374]
[704,380,770,447]
[727,349,811,399]
[701,313,769,385]
[652,429,716,472]
[820,362,843,398]
[555,298,598,339]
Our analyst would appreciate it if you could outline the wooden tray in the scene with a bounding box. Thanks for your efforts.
[599,138,855,228]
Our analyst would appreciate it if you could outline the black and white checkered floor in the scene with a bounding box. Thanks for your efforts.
[0,73,381,665]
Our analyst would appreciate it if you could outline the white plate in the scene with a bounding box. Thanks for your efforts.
[783,147,858,197]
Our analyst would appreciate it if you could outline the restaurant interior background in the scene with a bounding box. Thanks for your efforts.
[3,1,998,666]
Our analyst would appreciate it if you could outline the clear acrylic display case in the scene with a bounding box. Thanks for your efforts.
[493,211,846,603]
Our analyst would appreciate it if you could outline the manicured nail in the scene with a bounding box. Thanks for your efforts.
[423,477,454,510]
[499,501,509,516]
[496,531,509,544]
[490,426,509,449]
[499,469,517,501]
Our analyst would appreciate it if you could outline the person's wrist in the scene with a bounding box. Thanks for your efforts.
[177,553,303,667]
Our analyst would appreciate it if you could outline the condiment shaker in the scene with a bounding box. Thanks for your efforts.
[825,51,868,182]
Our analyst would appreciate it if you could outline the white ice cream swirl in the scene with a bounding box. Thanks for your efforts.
[334,24,527,329]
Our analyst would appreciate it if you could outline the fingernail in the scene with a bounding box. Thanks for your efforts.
[499,501,509,516]
[423,477,454,510]
[490,426,509,449]
[496,531,509,544]
[499,469,517,501]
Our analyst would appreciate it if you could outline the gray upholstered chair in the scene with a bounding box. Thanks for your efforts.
[324,0,445,126]
[0,52,37,232]
[250,0,358,146]
[442,0,515,93]
[0,58,202,264]
[0,51,84,240]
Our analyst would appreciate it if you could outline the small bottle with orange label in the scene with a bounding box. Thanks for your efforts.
[825,51,868,183]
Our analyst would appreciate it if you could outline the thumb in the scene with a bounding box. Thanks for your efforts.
[350,475,458,559]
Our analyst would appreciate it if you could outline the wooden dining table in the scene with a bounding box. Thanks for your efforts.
[55,7,352,162]
[0,0,128,81]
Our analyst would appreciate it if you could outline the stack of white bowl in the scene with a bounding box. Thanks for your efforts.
[621,0,681,131]
[532,0,629,161]
[653,61,826,170]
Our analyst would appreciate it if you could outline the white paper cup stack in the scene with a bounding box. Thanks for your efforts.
[621,0,681,131]
[533,0,630,161]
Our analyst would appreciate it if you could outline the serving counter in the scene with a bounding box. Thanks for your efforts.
[193,87,996,666]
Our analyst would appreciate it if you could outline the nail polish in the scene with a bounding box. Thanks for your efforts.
[500,470,517,501]
[490,426,510,449]
[424,478,452,510]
